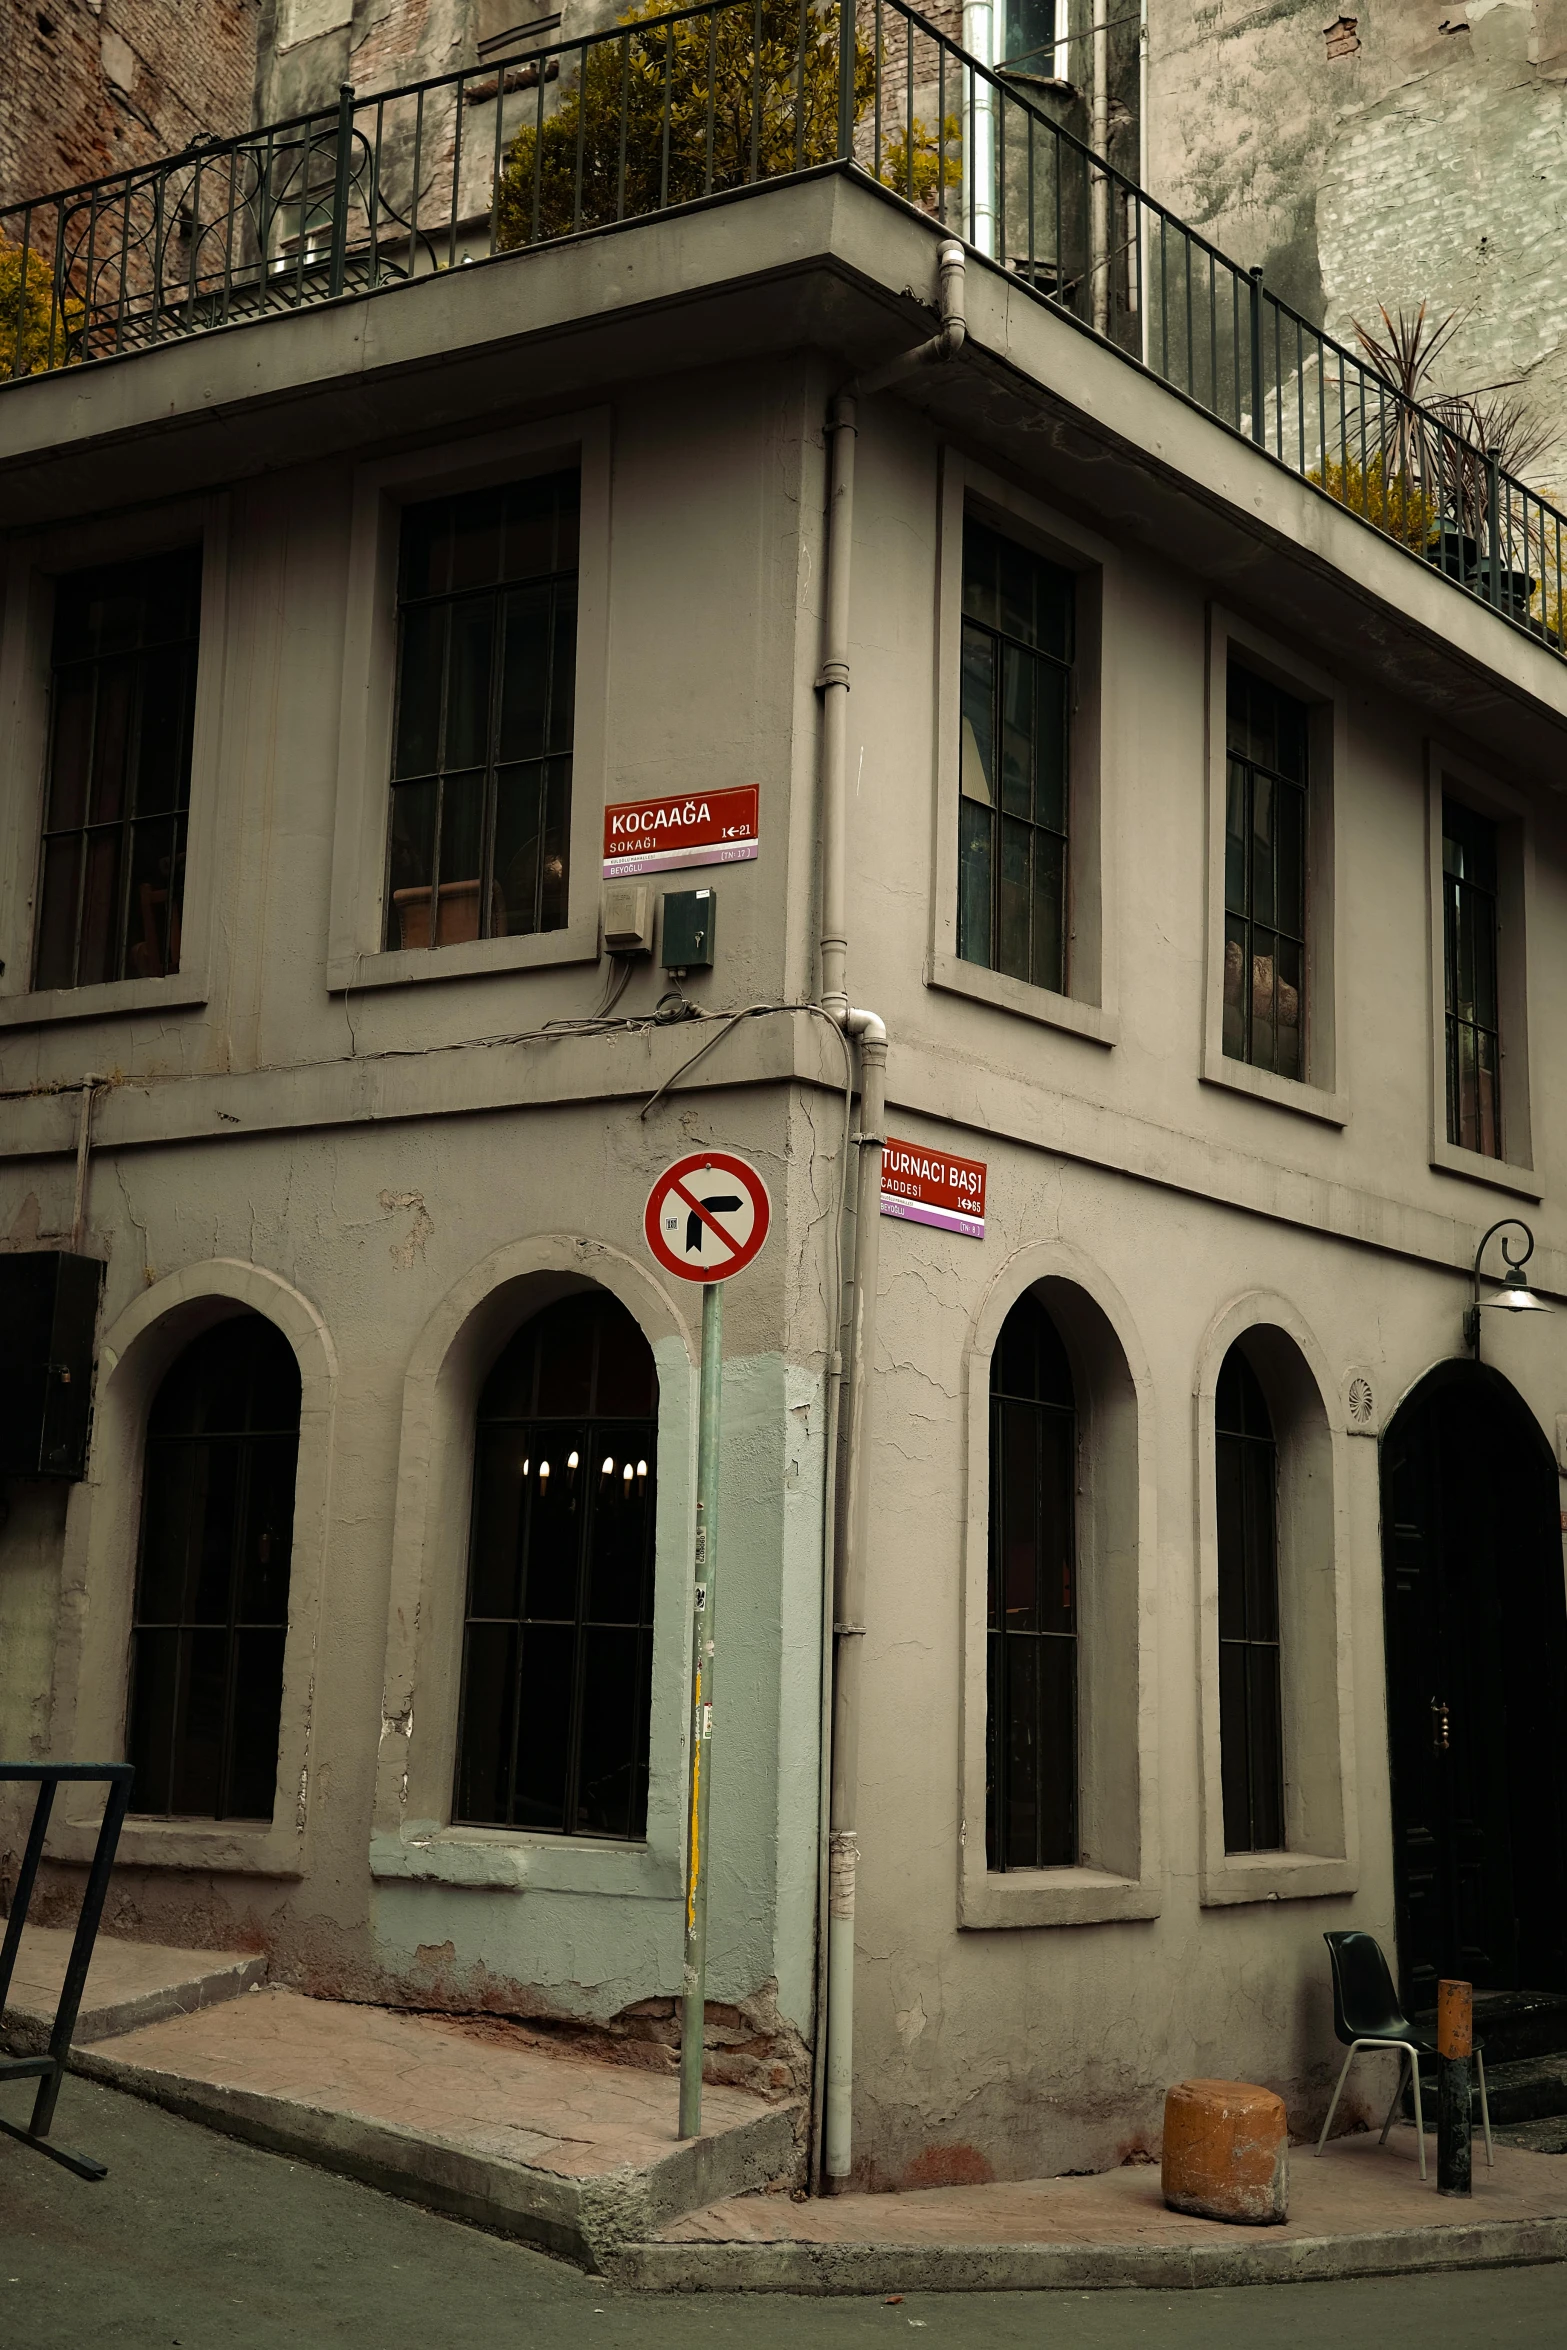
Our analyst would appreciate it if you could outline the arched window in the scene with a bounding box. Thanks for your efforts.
[987,1290,1077,1870]
[128,1315,301,1820]
[455,1290,658,1840]
[1215,1343,1284,1852]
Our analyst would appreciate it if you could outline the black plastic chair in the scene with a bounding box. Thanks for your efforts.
[1315,1930,1492,2182]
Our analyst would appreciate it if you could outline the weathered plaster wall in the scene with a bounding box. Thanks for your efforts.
[1146,0,1567,490]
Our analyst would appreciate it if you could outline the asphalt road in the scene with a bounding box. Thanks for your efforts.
[2,2078,1565,2349]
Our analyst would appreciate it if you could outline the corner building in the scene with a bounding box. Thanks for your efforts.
[2,23,1566,2192]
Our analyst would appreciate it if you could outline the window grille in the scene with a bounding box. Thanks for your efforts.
[33,548,201,993]
[986,1290,1077,1870]
[1223,664,1309,1080]
[1215,1344,1284,1854]
[128,1315,300,1822]
[1442,799,1502,1158]
[958,517,1074,995]
[385,469,579,952]
[455,1290,658,1841]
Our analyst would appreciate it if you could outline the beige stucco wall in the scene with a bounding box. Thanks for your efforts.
[2,177,1566,2181]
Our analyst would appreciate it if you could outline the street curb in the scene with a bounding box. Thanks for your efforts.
[69,2044,803,2271]
[605,2214,1567,2293]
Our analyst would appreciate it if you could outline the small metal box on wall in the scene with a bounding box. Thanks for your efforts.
[0,1252,105,1480]
[661,888,716,973]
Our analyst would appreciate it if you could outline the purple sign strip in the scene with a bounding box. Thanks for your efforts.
[880,1195,985,1242]
[603,840,759,879]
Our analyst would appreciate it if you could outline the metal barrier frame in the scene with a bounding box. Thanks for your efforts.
[0,1763,133,2181]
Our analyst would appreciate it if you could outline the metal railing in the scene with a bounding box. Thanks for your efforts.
[0,1762,133,2180]
[2,0,1562,652]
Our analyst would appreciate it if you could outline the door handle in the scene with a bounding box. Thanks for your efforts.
[1431,1696,1451,1753]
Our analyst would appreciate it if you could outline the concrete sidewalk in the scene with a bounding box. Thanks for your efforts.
[624,2129,1567,2292]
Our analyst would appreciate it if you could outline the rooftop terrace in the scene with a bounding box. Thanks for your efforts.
[1,0,1563,663]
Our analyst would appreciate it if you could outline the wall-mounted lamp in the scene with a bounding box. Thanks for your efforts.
[1464,1217,1551,1357]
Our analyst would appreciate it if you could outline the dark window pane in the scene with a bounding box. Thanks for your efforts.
[573,1626,643,1837]
[457,1622,518,1823]
[76,829,123,988]
[1275,936,1303,1082]
[388,476,579,961]
[35,549,200,995]
[130,1317,298,1823]
[394,605,446,778]
[513,1622,575,1829]
[959,523,1073,993]
[1003,1632,1039,1867]
[1224,761,1247,916]
[1247,1646,1284,1850]
[34,836,82,990]
[1215,1340,1284,1854]
[1035,1633,1077,1865]
[229,1627,286,1818]
[1226,664,1312,1078]
[1222,913,1246,1060]
[1219,1639,1252,1851]
[127,1630,179,1815]
[458,1291,658,1839]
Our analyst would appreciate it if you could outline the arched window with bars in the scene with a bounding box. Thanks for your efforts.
[128,1314,301,1821]
[986,1288,1078,1871]
[455,1289,658,1840]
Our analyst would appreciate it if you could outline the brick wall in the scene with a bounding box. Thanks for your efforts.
[0,0,261,214]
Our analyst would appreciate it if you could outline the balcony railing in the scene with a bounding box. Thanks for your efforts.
[2,0,1562,654]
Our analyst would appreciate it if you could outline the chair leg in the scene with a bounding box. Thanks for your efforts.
[1409,2044,1427,2182]
[1476,2048,1494,2169]
[1378,2050,1409,2146]
[1317,2046,1357,2155]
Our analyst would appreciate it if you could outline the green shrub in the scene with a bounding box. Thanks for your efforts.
[1308,453,1436,550]
[0,234,81,376]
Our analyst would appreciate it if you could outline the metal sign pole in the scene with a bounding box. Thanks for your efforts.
[679,1279,724,2140]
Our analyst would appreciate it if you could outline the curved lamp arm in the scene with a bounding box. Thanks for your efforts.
[1465,1217,1537,1358]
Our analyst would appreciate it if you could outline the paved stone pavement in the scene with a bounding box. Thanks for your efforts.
[3,2079,1566,2349]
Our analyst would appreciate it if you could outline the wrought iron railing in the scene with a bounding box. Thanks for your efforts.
[2,0,1562,651]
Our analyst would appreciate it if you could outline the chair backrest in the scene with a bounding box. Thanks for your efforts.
[1324,1930,1410,2045]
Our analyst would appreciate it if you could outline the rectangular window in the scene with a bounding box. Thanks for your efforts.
[1443,799,1502,1158]
[1001,0,1056,71]
[32,549,202,993]
[1215,1348,1284,1855]
[385,470,579,952]
[1223,664,1309,1081]
[958,517,1074,995]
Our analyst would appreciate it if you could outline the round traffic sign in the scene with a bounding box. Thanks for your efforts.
[644,1151,771,1285]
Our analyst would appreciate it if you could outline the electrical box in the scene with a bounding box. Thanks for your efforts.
[602,880,655,956]
[661,888,716,973]
[0,1251,104,1481]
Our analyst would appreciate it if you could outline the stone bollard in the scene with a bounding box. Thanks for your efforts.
[1161,2079,1289,2225]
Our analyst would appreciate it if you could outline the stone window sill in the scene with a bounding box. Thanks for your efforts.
[328,923,598,994]
[926,952,1118,1046]
[1199,1850,1356,1907]
[369,1825,681,1900]
[1200,1050,1348,1128]
[0,970,209,1030]
[960,1864,1160,1929]
[55,1812,304,1879]
[1429,1137,1541,1201]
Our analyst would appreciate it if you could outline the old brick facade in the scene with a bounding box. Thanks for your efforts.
[0,0,261,213]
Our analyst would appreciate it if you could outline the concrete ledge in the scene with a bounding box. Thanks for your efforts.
[1,1928,266,2056]
[69,2036,802,2272]
[607,2214,1567,2293]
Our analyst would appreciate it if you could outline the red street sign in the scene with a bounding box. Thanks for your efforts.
[880,1137,986,1241]
[603,785,760,878]
[644,1151,771,1284]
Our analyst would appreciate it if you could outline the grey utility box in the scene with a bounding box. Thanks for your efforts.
[661,888,716,973]
[0,1251,105,1481]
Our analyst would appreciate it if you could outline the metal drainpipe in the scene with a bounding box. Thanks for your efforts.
[70,1077,105,1252]
[809,237,966,2192]
[1091,0,1110,335]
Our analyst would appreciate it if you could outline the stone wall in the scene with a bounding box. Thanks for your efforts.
[0,0,261,213]
[1145,0,1567,494]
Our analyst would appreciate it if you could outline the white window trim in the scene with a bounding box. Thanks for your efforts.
[1202,608,1349,1126]
[1425,741,1539,1199]
[44,1261,336,1880]
[0,498,230,1030]
[369,1234,695,1904]
[1194,1294,1358,1907]
[927,450,1121,1049]
[326,412,612,993]
[958,1244,1161,1929]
